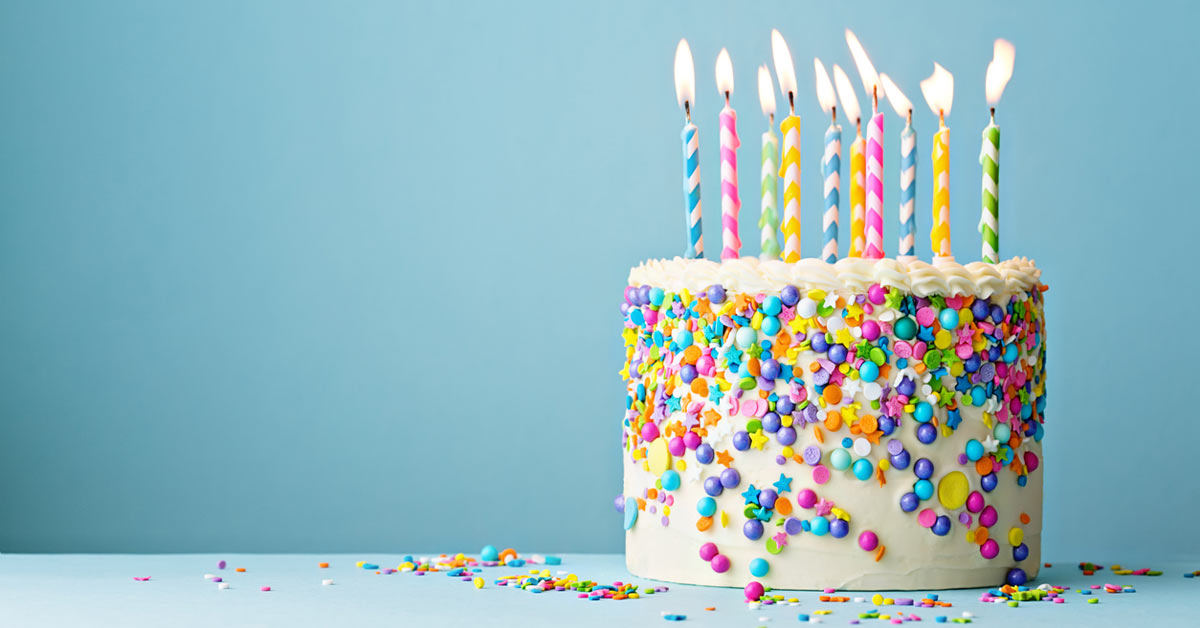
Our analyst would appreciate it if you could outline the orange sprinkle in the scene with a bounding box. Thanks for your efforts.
[859,415,878,434]
[691,378,709,396]
[696,516,713,531]
[774,497,793,516]
[498,548,518,563]
[705,607,716,611]
[814,426,824,444]
[809,361,822,373]
[819,595,831,602]
[682,345,701,364]
[792,454,806,465]
[318,562,329,568]
[822,385,843,404]
[848,423,861,435]
[647,488,658,500]
[874,545,886,562]
[865,430,882,445]
[876,468,887,486]
[824,412,842,431]
[1020,512,1031,524]
[635,497,646,511]
[974,458,993,476]
[913,361,927,374]
[747,358,761,376]
[974,527,989,545]
[612,594,627,600]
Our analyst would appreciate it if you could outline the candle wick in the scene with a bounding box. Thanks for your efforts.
[685,101,691,123]
[725,91,730,107]
[831,105,837,125]
[872,85,878,112]
[769,113,774,126]
[939,110,945,127]
[856,118,861,135]
[788,92,795,115]
[906,109,912,126]
[990,106,995,124]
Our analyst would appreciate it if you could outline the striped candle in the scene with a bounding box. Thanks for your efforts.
[760,127,781,259]
[719,106,741,260]
[979,119,1000,263]
[931,121,951,257]
[898,117,917,257]
[821,123,841,263]
[849,129,865,257]
[864,111,884,258]
[779,115,802,262]
[682,123,703,259]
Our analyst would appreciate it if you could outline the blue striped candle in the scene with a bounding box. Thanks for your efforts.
[898,116,917,257]
[821,123,842,263]
[682,122,703,259]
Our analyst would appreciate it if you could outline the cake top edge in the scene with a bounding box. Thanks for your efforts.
[628,256,1041,299]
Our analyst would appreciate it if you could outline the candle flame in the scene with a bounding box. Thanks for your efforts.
[674,39,695,110]
[920,62,954,119]
[813,57,837,115]
[757,65,776,118]
[832,64,861,124]
[879,73,913,119]
[770,29,797,107]
[845,29,880,101]
[715,48,734,97]
[985,38,1015,105]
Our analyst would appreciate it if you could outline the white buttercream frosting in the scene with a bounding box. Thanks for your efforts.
[628,256,1040,298]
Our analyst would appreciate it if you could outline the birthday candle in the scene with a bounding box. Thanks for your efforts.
[865,111,884,258]
[881,73,916,258]
[813,58,840,263]
[674,40,703,259]
[846,30,884,259]
[833,65,863,257]
[716,49,741,261]
[757,66,781,260]
[980,39,1015,264]
[921,63,955,258]
[771,30,802,263]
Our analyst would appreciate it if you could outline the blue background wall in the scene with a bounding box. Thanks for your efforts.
[1,0,1195,558]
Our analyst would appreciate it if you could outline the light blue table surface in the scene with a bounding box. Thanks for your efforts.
[0,554,1194,627]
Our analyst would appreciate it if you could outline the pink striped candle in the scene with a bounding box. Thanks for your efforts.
[719,105,741,260]
[864,110,884,258]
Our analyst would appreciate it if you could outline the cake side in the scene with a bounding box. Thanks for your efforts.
[618,257,1046,590]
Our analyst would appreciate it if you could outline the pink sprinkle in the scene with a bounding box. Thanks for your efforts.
[260,586,271,592]
[824,588,836,593]
[133,577,151,581]
[1054,598,1065,604]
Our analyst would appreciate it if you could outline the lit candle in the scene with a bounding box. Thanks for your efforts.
[813,58,840,263]
[716,49,741,261]
[980,39,1015,264]
[674,39,703,259]
[757,66,781,260]
[847,30,884,259]
[833,65,863,257]
[880,73,917,259]
[920,63,955,258]
[771,30,801,263]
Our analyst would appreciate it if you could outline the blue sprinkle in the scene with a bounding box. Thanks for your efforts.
[797,614,810,621]
[936,617,947,623]
[664,615,686,622]
[544,556,562,565]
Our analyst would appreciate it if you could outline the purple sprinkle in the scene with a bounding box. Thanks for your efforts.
[958,454,969,465]
[887,439,904,455]
[895,598,914,605]
[660,516,669,526]
[775,455,786,465]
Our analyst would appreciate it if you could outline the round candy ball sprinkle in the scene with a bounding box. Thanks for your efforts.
[858,530,879,552]
[749,558,770,578]
[699,542,719,562]
[710,554,731,573]
[744,581,765,601]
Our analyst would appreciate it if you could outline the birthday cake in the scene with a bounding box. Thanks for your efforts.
[617,256,1046,590]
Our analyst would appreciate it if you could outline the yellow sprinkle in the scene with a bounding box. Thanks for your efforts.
[872,594,884,605]
[720,511,729,528]
[662,505,671,516]
[473,576,484,588]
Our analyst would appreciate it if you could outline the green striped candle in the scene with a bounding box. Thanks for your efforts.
[979,113,1000,263]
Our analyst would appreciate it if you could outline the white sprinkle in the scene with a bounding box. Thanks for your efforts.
[322,579,334,586]
[962,611,975,618]
[217,582,230,590]
[854,596,866,603]
[204,574,216,580]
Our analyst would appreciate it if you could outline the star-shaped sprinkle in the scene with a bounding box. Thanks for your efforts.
[773,474,793,494]
[749,429,769,450]
[815,498,834,517]
[665,396,682,413]
[981,435,999,453]
[885,289,905,309]
[823,293,839,310]
[773,532,789,548]
[741,484,761,506]
[716,450,734,467]
[704,409,722,427]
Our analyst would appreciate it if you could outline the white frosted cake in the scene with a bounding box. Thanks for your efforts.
[617,256,1046,590]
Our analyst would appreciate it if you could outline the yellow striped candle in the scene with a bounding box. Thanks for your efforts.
[832,64,863,258]
[921,63,955,258]
[771,30,801,262]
